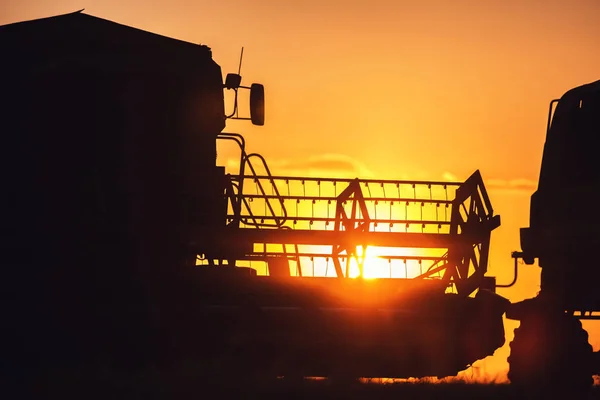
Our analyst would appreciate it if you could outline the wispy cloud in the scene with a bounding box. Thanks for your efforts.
[224,159,538,193]
[225,153,375,178]
[442,171,460,182]
[486,178,537,190]
[441,171,537,193]
[484,178,537,191]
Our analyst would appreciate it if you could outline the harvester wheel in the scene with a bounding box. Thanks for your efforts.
[507,312,594,390]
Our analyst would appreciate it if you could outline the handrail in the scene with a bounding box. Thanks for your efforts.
[243,175,463,187]
[217,132,289,229]
[496,251,521,288]
[240,153,288,228]
[228,173,459,233]
[218,133,246,226]
[238,193,454,204]
[546,99,560,136]
[231,215,451,226]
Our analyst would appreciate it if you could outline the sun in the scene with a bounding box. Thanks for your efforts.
[346,246,395,279]
[348,246,442,279]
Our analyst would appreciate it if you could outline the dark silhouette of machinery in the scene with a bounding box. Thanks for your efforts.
[506,81,600,386]
[1,11,598,387]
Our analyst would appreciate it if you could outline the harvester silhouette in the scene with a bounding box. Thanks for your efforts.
[1,11,598,387]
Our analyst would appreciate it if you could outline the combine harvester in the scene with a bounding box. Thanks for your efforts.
[1,11,598,387]
[195,155,504,380]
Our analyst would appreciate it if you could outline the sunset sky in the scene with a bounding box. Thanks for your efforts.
[4,0,600,382]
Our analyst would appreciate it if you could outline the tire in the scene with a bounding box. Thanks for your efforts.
[507,312,594,390]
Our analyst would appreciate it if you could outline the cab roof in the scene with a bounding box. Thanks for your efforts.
[0,10,216,72]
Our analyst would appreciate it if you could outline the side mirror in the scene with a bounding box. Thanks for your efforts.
[250,83,265,126]
[224,73,242,89]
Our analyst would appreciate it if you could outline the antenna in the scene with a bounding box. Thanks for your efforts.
[236,47,244,118]
[237,47,244,75]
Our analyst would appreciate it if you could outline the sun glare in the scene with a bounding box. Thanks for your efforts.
[346,246,446,279]
[341,246,391,279]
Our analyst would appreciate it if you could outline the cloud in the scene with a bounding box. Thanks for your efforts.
[290,156,360,173]
[440,171,537,193]
[226,153,375,179]
[224,158,538,194]
[442,171,459,182]
[485,178,537,191]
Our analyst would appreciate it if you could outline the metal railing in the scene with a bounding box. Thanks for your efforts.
[210,134,499,296]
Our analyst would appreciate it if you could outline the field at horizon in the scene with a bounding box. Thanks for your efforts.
[23,366,600,400]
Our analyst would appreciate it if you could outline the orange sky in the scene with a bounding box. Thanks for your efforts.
[4,0,600,383]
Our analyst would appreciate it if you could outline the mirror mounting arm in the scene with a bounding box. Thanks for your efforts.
[223,74,264,126]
